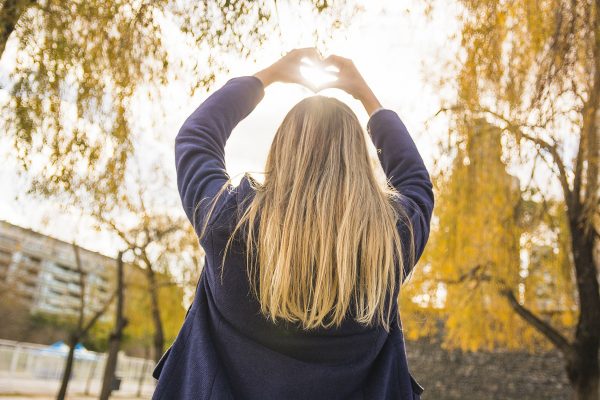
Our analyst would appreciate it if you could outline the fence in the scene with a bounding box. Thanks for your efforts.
[0,338,156,397]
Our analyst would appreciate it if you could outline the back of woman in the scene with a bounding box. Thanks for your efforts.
[152,48,435,400]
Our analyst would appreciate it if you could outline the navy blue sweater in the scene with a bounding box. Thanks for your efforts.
[152,76,434,399]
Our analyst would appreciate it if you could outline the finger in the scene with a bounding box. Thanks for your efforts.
[295,47,325,64]
[294,75,320,93]
[323,64,340,74]
[294,47,321,57]
[321,54,346,67]
[294,71,321,93]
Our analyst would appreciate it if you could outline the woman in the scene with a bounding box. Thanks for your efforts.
[152,48,435,400]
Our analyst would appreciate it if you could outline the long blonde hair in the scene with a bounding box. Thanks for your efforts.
[196,95,415,332]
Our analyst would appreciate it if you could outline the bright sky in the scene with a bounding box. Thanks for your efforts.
[0,1,459,258]
[0,1,561,261]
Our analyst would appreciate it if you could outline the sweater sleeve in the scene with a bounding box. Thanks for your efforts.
[366,109,435,281]
[369,107,386,118]
[175,75,265,242]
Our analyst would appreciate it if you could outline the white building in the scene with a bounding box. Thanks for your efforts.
[0,221,114,317]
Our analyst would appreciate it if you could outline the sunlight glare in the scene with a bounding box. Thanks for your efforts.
[299,57,338,89]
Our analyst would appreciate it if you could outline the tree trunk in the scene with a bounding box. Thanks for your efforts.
[146,265,164,364]
[566,349,600,400]
[567,223,600,400]
[99,252,127,400]
[504,186,600,400]
[56,334,77,400]
[99,332,121,400]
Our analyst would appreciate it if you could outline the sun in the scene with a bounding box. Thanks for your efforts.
[299,57,338,90]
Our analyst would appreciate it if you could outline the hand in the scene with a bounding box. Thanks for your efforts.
[315,55,369,100]
[253,47,325,93]
[316,54,382,116]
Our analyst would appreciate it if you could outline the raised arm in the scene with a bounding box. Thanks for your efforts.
[367,110,435,280]
[175,75,265,241]
[176,48,326,243]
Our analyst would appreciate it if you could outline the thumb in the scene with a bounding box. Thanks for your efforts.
[295,73,321,93]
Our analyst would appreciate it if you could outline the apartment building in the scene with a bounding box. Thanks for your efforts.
[0,220,114,317]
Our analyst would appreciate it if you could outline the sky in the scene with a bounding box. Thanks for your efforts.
[0,1,562,262]
[0,1,459,259]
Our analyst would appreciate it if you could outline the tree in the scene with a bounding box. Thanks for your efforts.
[56,242,115,400]
[404,119,539,349]
[99,251,127,400]
[106,213,189,364]
[88,161,198,364]
[427,1,600,398]
[0,0,353,197]
[123,263,187,361]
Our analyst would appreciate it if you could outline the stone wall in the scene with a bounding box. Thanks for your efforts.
[405,336,575,399]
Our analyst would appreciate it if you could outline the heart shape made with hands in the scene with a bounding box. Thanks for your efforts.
[298,56,339,92]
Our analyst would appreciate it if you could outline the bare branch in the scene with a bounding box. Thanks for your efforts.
[477,107,574,213]
[438,264,488,285]
[572,128,585,208]
[71,242,117,336]
[441,262,574,356]
[499,286,573,356]
[80,290,117,336]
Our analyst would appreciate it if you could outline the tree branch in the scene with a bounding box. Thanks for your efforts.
[499,286,573,356]
[71,242,117,337]
[441,262,574,356]
[477,107,574,214]
[81,290,117,336]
